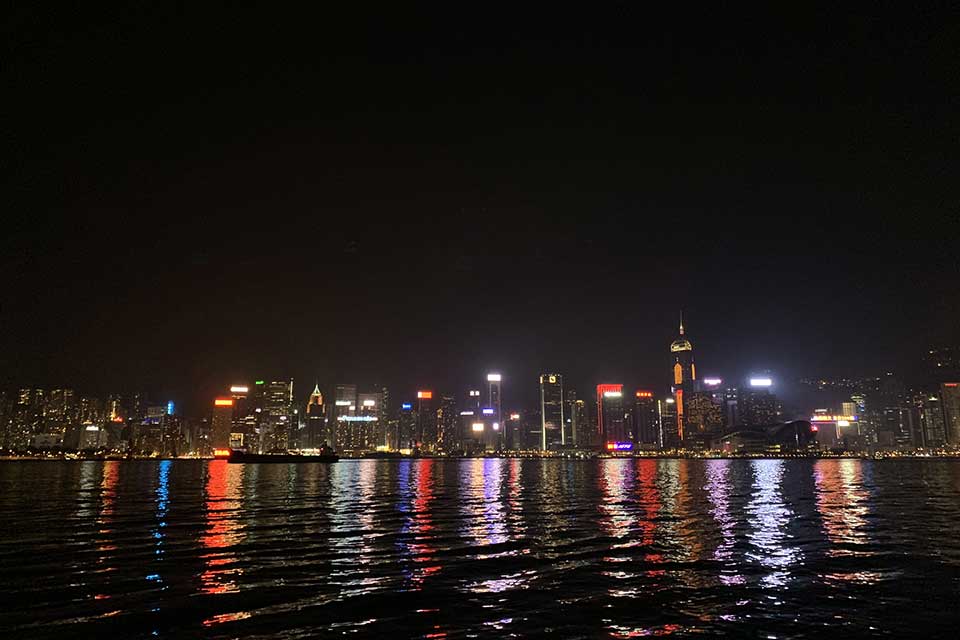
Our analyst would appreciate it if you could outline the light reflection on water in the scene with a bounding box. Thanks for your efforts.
[2,458,960,637]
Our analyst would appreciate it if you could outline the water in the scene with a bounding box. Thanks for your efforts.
[1,458,959,638]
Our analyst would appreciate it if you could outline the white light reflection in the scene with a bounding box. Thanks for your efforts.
[746,460,800,588]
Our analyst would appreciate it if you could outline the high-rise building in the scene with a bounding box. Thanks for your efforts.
[395,402,416,452]
[597,384,625,445]
[437,394,458,453]
[658,397,677,449]
[685,391,724,448]
[941,383,960,446]
[669,315,696,442]
[211,398,233,450]
[920,394,946,447]
[487,373,502,424]
[261,379,294,452]
[304,384,328,449]
[634,390,658,448]
[416,390,436,451]
[333,384,357,452]
[539,373,564,450]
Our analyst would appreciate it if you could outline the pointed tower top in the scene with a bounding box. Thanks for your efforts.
[679,310,685,335]
[312,382,321,395]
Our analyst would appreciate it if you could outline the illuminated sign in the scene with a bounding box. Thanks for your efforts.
[810,425,819,432]
[605,442,633,451]
[417,391,433,399]
[665,398,675,404]
[549,375,557,383]
[337,416,379,422]
[230,385,249,394]
[214,398,233,406]
[809,415,858,423]
[84,424,100,432]
[492,422,500,431]
[603,391,622,398]
[946,383,959,387]
[460,410,475,416]
[472,423,484,432]
[703,378,722,386]
[362,399,376,407]
[213,448,231,458]
[255,380,264,385]
[837,420,851,427]
[487,373,502,382]
[166,401,175,415]
[749,378,773,387]
[401,403,412,410]
[509,413,520,420]
[335,400,352,406]
[469,390,480,397]
[482,408,495,415]
[635,390,653,398]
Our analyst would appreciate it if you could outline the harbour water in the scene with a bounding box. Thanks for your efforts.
[1,458,959,638]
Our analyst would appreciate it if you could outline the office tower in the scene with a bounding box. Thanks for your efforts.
[670,315,696,442]
[487,373,502,423]
[347,390,382,453]
[504,411,523,450]
[634,390,658,448]
[437,394,458,452]
[738,377,777,427]
[597,384,625,445]
[570,398,589,447]
[333,384,357,452]
[261,379,294,452]
[685,391,724,448]
[416,390,436,451]
[397,402,416,451]
[539,373,564,450]
[211,398,233,450]
[659,397,677,449]
[920,394,946,447]
[941,383,960,445]
[305,384,328,449]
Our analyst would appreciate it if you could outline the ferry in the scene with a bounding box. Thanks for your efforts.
[215,447,339,463]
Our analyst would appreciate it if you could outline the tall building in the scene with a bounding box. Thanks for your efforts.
[333,384,357,452]
[685,391,724,448]
[634,390,658,448]
[304,384,328,449]
[920,394,946,448]
[487,373,502,424]
[659,396,678,449]
[437,394,458,452]
[396,402,416,451]
[262,379,294,452]
[211,398,233,450]
[939,383,960,446]
[416,390,436,452]
[597,384,625,445]
[539,373,564,450]
[670,315,696,442]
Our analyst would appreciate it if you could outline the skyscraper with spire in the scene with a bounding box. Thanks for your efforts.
[304,383,328,449]
[670,313,696,444]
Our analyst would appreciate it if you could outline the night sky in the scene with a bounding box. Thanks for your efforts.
[3,4,958,412]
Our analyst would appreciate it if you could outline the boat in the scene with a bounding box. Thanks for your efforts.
[227,448,339,463]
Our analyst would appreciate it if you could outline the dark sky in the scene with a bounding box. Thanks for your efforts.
[3,4,958,412]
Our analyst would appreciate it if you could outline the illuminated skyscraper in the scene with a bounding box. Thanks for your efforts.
[437,394,458,452]
[597,384,625,445]
[634,390,658,448]
[261,379,294,452]
[920,394,946,447]
[211,398,233,450]
[333,384,357,451]
[304,383,328,449]
[670,314,696,443]
[487,373,502,423]
[539,373,564,450]
[941,383,960,445]
[416,390,436,451]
